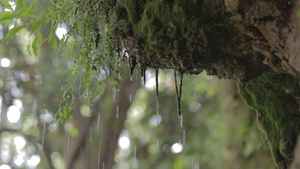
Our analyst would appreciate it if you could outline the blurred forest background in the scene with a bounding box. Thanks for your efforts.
[0,1,276,169]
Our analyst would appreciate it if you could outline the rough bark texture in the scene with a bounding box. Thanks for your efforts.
[111,0,300,168]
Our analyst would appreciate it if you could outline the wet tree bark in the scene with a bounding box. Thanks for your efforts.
[112,0,300,168]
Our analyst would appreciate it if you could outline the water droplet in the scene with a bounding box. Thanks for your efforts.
[98,142,101,169]
[180,115,183,128]
[174,70,183,117]
[67,132,70,155]
[32,98,38,117]
[134,146,137,168]
[90,126,92,142]
[116,105,119,119]
[129,94,132,102]
[156,69,159,124]
[97,114,100,134]
[113,87,116,102]
[183,129,185,145]
[41,122,46,149]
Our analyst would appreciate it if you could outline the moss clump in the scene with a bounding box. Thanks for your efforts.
[113,0,268,81]
[238,73,300,168]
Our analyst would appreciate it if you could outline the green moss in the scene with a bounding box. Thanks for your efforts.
[113,0,251,78]
[238,73,300,168]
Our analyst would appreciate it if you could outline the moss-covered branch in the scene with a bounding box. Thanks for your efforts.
[238,73,300,168]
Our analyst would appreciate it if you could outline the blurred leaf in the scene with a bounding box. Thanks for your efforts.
[18,0,26,9]
[50,27,57,51]
[173,156,185,169]
[0,0,13,11]
[32,31,42,56]
[4,25,24,40]
[0,11,15,23]
[31,19,44,34]
[26,43,32,55]
[32,0,39,10]
[70,128,79,137]
[16,8,36,17]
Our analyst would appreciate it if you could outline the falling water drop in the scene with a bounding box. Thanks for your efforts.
[41,122,46,149]
[180,115,183,128]
[90,126,92,142]
[183,129,185,145]
[98,142,101,169]
[157,139,159,148]
[32,98,37,117]
[67,133,70,155]
[144,69,146,87]
[130,57,137,81]
[113,87,116,102]
[194,92,196,99]
[116,105,119,119]
[140,68,146,88]
[103,162,105,169]
[134,146,137,168]
[156,69,159,124]
[191,158,194,169]
[129,94,132,102]
[97,114,100,134]
[174,70,183,117]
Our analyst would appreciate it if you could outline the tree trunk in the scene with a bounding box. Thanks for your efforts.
[112,0,300,168]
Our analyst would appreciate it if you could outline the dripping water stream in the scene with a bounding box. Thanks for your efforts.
[174,70,183,117]
[155,69,159,124]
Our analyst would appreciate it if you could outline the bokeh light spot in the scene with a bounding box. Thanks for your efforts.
[7,105,21,123]
[170,143,183,154]
[1,58,11,67]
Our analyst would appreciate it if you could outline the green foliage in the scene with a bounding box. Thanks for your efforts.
[1,0,13,11]
[4,25,25,40]
[1,0,124,122]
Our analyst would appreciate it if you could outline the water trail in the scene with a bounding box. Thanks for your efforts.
[144,69,146,87]
[183,129,185,145]
[113,87,116,102]
[180,114,183,128]
[98,141,101,169]
[67,132,70,155]
[155,69,159,124]
[157,139,159,148]
[103,162,105,169]
[191,158,194,169]
[130,94,132,102]
[116,105,119,119]
[134,146,137,168]
[41,122,46,149]
[174,70,183,117]
[97,114,100,134]
[32,79,39,117]
[130,57,136,81]
[140,67,146,88]
[90,126,92,142]
[32,98,37,117]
